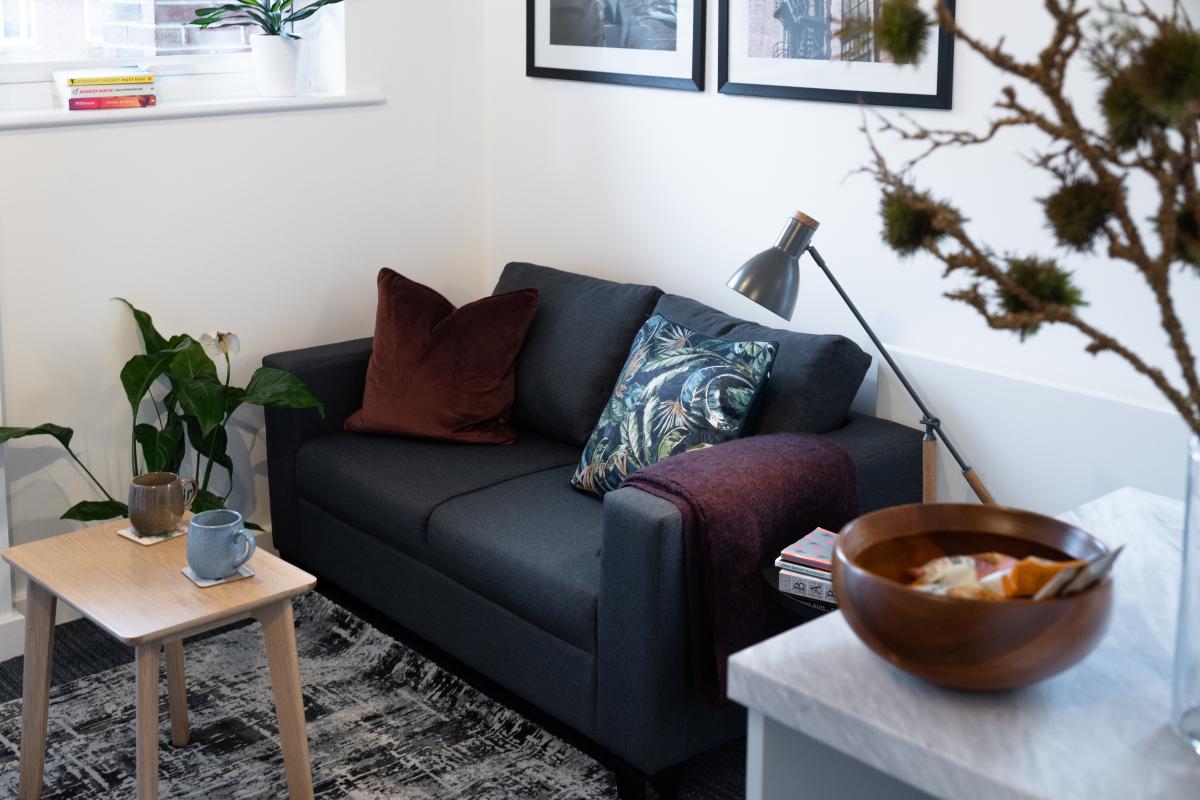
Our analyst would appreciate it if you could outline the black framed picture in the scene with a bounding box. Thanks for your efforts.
[528,0,707,92]
[719,0,956,110]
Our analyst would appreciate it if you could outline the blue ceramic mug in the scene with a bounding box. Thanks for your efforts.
[187,509,256,581]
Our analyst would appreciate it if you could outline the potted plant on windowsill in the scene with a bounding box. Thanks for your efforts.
[190,0,346,98]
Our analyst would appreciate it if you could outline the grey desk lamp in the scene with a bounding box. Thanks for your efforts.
[727,211,996,505]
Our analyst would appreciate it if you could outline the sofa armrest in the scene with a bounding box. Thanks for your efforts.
[262,338,373,556]
[596,486,743,774]
[821,412,922,513]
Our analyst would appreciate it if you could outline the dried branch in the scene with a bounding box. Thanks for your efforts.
[863,120,1200,435]
[862,1,1200,435]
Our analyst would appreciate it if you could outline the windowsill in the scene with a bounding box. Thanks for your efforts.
[0,91,386,131]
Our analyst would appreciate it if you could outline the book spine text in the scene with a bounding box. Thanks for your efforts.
[67,75,156,87]
[778,570,838,606]
[69,96,158,111]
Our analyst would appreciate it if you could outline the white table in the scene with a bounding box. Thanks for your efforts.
[727,488,1200,800]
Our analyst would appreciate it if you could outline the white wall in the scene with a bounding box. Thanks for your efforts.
[483,0,1198,514]
[0,1,485,554]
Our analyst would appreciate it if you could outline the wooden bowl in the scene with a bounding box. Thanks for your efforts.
[832,503,1114,691]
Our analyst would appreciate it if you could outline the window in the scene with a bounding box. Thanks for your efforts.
[1,1,37,48]
[0,0,251,64]
[0,0,359,123]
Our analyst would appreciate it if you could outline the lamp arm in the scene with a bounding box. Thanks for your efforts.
[806,246,995,505]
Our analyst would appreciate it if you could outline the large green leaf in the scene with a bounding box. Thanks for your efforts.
[242,368,324,415]
[184,415,233,472]
[224,386,247,415]
[62,500,128,522]
[174,377,227,436]
[191,489,227,514]
[134,420,185,474]
[196,3,274,31]
[284,0,343,24]
[0,424,74,450]
[169,341,218,381]
[120,339,192,415]
[159,390,188,473]
[114,298,168,355]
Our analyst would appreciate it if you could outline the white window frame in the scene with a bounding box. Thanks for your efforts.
[0,53,252,85]
[0,0,38,49]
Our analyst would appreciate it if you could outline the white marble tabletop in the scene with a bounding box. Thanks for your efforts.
[727,487,1200,800]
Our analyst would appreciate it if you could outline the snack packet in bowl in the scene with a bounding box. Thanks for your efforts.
[908,553,1088,600]
[1004,556,1087,598]
[908,553,1017,598]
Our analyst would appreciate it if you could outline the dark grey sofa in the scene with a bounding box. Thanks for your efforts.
[263,264,921,791]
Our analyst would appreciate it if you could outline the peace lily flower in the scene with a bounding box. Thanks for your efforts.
[200,331,241,359]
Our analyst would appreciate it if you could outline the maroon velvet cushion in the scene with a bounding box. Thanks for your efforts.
[345,269,539,445]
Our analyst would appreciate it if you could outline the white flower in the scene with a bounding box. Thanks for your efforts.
[200,331,241,358]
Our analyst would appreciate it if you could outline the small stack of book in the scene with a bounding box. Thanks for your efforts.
[775,527,838,613]
[51,70,157,112]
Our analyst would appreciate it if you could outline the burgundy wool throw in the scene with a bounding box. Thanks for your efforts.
[621,433,860,709]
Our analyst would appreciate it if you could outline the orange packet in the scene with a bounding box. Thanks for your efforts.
[1002,557,1088,598]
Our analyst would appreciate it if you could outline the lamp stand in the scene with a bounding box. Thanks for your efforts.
[807,246,996,506]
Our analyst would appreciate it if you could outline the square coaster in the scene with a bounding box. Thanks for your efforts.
[119,524,187,546]
[181,564,256,588]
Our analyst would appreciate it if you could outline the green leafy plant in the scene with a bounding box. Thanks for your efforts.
[0,301,324,526]
[862,0,1200,439]
[191,0,346,38]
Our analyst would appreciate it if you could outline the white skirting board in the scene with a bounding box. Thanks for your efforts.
[0,611,24,662]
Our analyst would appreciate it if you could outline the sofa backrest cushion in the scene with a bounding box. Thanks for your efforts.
[570,313,778,497]
[344,269,539,445]
[653,294,871,434]
[494,263,663,446]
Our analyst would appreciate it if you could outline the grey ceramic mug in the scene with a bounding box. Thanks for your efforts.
[186,509,256,581]
[129,472,197,537]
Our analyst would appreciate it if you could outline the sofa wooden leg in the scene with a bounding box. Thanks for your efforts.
[650,765,682,800]
[616,765,682,800]
[616,768,647,800]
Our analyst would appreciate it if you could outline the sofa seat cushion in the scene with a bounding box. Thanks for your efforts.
[295,431,580,555]
[493,263,663,447]
[427,466,604,652]
[654,294,871,434]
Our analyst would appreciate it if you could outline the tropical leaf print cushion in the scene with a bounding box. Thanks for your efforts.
[570,314,778,497]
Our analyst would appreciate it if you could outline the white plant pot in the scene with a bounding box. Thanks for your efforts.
[251,34,301,98]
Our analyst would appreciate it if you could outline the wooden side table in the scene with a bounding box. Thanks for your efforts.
[3,518,318,800]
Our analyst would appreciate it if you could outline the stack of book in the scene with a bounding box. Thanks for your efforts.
[775,527,838,613]
[51,70,157,112]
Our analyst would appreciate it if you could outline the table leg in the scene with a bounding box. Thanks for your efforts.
[256,600,313,800]
[164,641,189,747]
[135,643,160,800]
[18,582,56,800]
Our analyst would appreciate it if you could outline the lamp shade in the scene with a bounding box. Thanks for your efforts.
[726,247,800,320]
[726,211,820,321]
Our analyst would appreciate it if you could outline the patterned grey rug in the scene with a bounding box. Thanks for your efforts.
[0,592,618,798]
